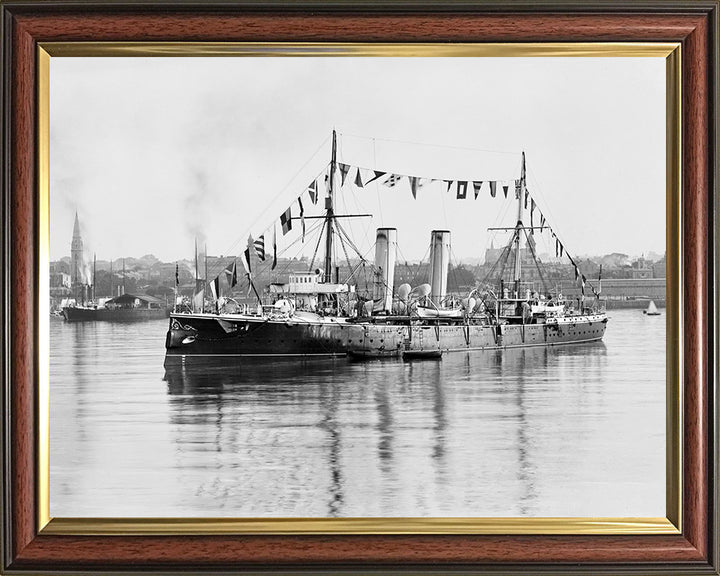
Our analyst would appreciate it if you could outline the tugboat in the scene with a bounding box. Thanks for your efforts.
[62,255,170,322]
[63,293,170,322]
[165,131,607,359]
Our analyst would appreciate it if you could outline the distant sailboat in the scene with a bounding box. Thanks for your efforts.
[644,300,661,315]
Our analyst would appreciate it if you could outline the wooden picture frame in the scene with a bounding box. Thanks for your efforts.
[1,1,717,573]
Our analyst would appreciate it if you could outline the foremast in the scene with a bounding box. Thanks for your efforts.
[323,130,337,283]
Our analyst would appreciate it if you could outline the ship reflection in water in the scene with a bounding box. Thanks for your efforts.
[49,309,665,518]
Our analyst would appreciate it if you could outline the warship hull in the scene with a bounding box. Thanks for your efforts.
[164,312,608,358]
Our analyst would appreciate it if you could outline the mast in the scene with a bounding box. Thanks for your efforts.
[513,151,526,297]
[109,258,113,298]
[323,130,337,283]
[204,243,208,314]
[122,258,126,296]
[92,253,96,302]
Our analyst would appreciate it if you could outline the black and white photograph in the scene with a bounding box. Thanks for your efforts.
[48,54,666,519]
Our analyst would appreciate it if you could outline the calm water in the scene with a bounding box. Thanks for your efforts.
[49,309,665,518]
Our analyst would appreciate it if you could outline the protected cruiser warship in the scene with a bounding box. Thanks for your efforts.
[165,132,607,359]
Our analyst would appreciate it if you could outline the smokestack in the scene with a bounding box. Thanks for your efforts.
[429,230,451,306]
[373,227,397,313]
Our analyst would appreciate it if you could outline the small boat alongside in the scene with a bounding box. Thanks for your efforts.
[402,349,443,361]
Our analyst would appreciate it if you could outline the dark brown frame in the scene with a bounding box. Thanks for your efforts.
[1,1,717,574]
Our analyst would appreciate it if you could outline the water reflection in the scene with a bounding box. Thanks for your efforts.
[160,342,609,517]
[50,313,662,518]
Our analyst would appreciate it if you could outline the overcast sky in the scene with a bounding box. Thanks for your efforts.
[49,56,665,266]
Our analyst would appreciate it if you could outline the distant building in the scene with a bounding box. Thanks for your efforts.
[631,256,653,279]
[483,240,505,266]
[652,256,666,279]
[70,211,84,290]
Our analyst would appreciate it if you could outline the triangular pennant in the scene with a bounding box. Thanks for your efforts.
[489,181,497,198]
[271,224,278,270]
[210,276,220,300]
[472,181,483,199]
[339,163,350,186]
[354,167,364,188]
[530,198,536,228]
[559,243,564,258]
[365,170,386,185]
[298,196,305,242]
[502,184,509,198]
[456,181,468,199]
[243,247,252,275]
[223,260,238,287]
[540,214,546,232]
[445,180,453,193]
[409,176,419,199]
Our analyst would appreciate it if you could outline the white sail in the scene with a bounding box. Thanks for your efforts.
[645,300,660,315]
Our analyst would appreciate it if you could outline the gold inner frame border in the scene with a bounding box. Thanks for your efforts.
[36,41,682,536]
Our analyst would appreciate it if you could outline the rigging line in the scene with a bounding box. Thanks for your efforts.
[408,245,431,288]
[308,217,327,273]
[209,163,329,284]
[526,167,559,238]
[218,158,330,265]
[340,131,521,156]
[334,222,355,277]
[440,181,450,232]
[339,161,518,186]
[335,182,369,259]
[334,219,366,262]
[522,227,549,294]
[524,186,599,295]
[372,138,384,227]
[241,218,326,282]
[481,235,513,286]
[209,135,332,275]
[343,257,371,286]
[238,218,325,282]
[344,179,373,259]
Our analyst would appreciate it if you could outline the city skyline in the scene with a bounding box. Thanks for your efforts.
[53,211,665,268]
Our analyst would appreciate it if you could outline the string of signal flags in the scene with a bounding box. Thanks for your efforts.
[200,159,601,300]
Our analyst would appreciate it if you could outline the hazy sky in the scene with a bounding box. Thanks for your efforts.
[50,56,665,266]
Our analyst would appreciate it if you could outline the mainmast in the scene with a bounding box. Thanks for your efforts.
[323,130,337,283]
[513,151,526,297]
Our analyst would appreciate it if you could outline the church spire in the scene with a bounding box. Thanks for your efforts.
[71,211,84,292]
[72,210,81,239]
